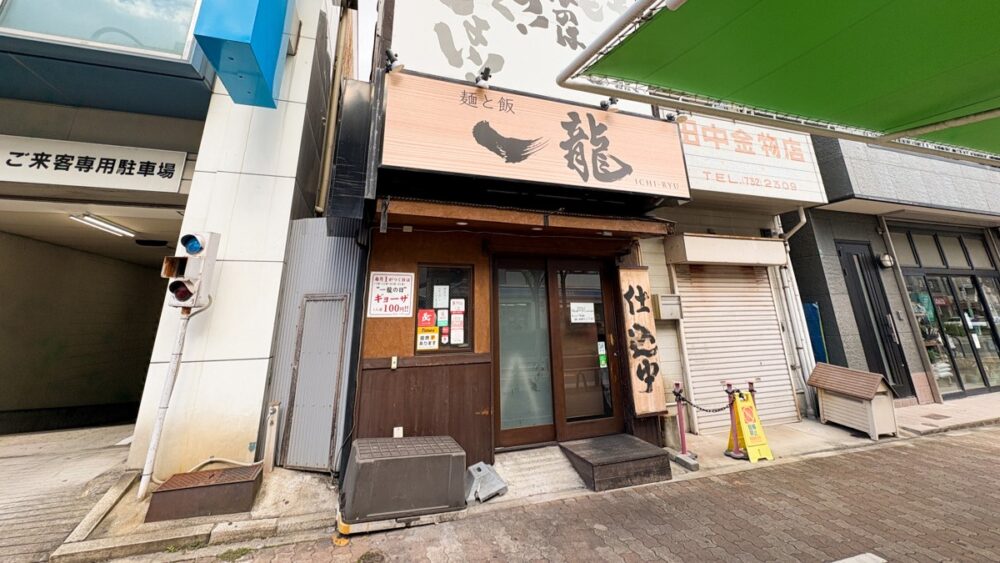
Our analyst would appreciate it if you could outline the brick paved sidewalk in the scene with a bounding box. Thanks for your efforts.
[158,426,1000,562]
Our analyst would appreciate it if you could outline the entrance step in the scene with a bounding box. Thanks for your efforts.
[493,446,586,501]
[560,434,672,492]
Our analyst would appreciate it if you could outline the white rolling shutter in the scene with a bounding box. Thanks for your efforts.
[676,264,799,433]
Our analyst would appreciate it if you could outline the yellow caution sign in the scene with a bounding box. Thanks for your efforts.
[726,392,774,463]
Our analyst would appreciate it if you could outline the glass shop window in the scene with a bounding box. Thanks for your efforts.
[939,236,971,269]
[415,266,473,353]
[0,0,198,58]
[890,231,918,267]
[964,238,994,270]
[912,234,945,268]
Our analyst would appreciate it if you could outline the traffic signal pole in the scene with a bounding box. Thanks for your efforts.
[138,232,220,499]
[137,303,209,499]
[138,307,191,499]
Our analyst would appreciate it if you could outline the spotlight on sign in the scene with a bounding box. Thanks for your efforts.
[600,97,619,112]
[385,50,404,73]
[663,112,688,124]
[475,67,491,89]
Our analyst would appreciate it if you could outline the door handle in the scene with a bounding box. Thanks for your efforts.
[885,313,900,344]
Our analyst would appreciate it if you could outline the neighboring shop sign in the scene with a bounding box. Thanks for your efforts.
[676,114,826,204]
[0,134,186,193]
[619,267,668,416]
[367,272,414,317]
[382,73,690,199]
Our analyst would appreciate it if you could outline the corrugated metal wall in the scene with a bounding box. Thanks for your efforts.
[676,264,800,433]
[267,218,362,471]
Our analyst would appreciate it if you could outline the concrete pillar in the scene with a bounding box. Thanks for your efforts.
[128,0,336,477]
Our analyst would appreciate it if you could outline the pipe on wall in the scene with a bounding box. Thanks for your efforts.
[315,3,355,214]
[773,211,817,418]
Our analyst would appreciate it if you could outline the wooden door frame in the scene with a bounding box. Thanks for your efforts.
[492,256,626,449]
[492,256,557,448]
[548,258,626,442]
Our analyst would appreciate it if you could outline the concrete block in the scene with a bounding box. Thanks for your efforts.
[209,518,277,544]
[665,449,700,472]
[275,513,339,534]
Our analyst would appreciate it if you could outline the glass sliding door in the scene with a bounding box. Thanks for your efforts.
[905,275,961,394]
[496,260,555,446]
[926,276,985,392]
[952,277,1000,386]
[554,267,614,422]
[495,257,625,448]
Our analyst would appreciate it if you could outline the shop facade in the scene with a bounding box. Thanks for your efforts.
[343,69,688,463]
[640,113,827,434]
[789,137,1000,404]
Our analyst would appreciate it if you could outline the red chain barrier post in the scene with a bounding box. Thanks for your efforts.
[672,382,688,456]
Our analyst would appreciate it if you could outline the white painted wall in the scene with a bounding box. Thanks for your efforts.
[127,0,341,477]
[389,0,646,111]
[0,231,163,413]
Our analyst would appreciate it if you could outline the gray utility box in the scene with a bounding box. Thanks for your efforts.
[808,363,898,440]
[340,436,466,524]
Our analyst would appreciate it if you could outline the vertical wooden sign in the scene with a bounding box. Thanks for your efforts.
[619,267,669,417]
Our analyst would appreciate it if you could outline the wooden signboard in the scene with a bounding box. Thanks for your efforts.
[382,73,690,200]
[619,267,669,416]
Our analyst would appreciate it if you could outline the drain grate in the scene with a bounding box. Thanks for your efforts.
[923,413,951,420]
[157,465,262,491]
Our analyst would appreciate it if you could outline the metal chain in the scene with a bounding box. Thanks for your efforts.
[676,393,734,414]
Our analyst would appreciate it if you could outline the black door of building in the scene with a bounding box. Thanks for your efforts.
[837,241,913,397]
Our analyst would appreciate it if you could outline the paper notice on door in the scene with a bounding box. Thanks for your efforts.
[451,313,465,328]
[570,302,596,323]
[451,328,465,345]
[450,298,465,312]
[597,341,607,355]
[433,285,450,309]
[436,309,449,327]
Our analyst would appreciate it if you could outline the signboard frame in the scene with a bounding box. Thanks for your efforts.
[380,72,690,201]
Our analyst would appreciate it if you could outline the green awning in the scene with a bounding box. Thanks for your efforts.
[565,0,1000,161]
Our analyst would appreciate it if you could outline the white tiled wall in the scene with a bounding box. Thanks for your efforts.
[128,0,338,476]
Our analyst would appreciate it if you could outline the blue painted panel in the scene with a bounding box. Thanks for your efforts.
[803,301,829,364]
[194,0,294,108]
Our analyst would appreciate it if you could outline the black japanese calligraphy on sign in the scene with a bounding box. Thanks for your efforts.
[618,269,667,416]
[429,0,625,82]
[559,111,633,183]
[623,284,650,315]
[624,287,660,393]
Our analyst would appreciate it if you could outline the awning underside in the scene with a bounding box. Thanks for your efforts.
[581,0,1000,158]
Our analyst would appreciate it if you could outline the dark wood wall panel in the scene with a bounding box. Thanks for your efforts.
[357,356,493,465]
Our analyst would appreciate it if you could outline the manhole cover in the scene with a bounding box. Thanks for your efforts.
[923,413,951,420]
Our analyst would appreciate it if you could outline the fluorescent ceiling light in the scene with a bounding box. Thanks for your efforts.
[69,214,136,237]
